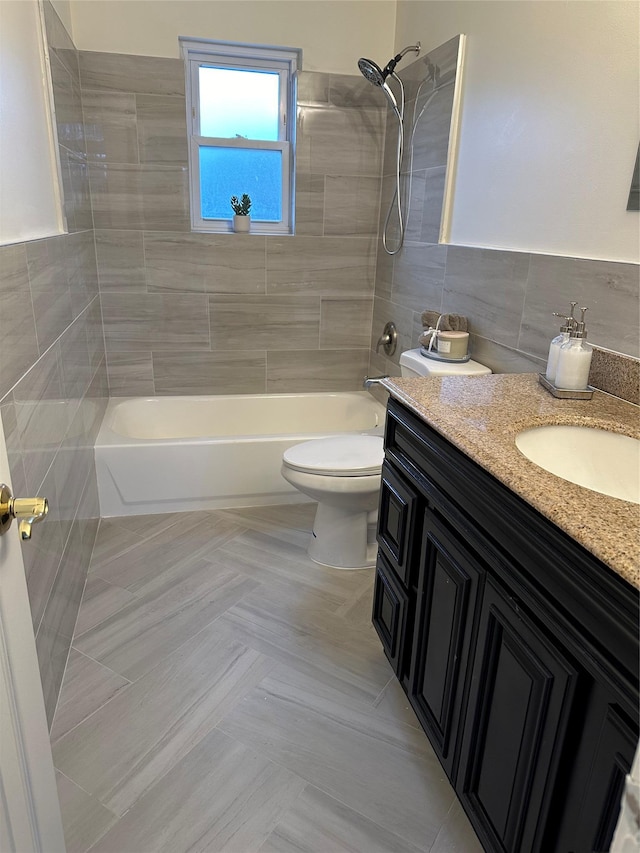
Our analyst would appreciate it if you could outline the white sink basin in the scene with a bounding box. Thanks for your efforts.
[515,425,640,504]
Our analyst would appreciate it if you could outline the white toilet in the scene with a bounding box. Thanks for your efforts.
[282,435,384,570]
[281,347,492,570]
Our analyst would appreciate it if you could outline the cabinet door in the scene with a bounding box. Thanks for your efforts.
[458,577,579,853]
[372,554,409,675]
[549,692,638,853]
[377,463,418,587]
[409,512,483,780]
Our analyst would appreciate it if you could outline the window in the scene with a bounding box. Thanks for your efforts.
[180,38,301,235]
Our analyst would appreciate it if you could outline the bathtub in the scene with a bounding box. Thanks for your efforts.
[95,392,386,517]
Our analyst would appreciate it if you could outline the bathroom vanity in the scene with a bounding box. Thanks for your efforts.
[373,374,639,853]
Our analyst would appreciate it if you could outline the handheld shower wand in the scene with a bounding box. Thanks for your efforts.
[357,44,421,254]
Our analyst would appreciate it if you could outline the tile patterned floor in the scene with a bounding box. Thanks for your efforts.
[51,504,484,853]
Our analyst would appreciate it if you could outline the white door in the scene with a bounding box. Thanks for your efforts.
[0,414,66,852]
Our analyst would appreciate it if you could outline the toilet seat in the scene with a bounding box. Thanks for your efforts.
[282,435,383,477]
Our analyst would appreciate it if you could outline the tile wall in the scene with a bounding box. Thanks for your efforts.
[0,2,107,724]
[2,10,636,725]
[368,37,640,381]
[79,51,385,395]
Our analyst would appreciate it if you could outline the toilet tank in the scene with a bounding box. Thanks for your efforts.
[399,348,492,377]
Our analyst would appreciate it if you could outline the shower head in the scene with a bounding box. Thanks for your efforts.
[358,57,386,87]
[357,43,421,87]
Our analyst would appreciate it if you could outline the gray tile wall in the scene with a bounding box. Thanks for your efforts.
[0,2,107,726]
[368,36,640,380]
[79,51,383,395]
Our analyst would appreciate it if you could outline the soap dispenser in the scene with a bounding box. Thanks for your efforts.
[545,302,577,384]
[555,307,593,391]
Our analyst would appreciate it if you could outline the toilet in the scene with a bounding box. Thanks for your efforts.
[281,347,492,570]
[282,435,384,570]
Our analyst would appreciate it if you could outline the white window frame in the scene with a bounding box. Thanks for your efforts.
[180,37,301,235]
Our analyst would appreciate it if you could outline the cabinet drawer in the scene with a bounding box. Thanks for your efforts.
[377,462,418,587]
[372,554,409,676]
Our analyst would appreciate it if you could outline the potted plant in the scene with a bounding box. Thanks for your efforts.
[230,194,252,232]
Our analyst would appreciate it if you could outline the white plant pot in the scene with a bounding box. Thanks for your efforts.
[233,215,250,233]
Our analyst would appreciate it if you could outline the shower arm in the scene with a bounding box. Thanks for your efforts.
[383,43,421,78]
[398,43,421,59]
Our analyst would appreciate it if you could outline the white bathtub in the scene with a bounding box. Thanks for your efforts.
[95,392,386,517]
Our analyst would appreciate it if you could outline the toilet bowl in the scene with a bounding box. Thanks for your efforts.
[282,347,492,571]
[281,435,384,570]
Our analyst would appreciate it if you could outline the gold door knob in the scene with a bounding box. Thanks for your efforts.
[0,484,49,540]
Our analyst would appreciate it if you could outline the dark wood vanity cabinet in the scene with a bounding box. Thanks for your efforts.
[373,398,639,853]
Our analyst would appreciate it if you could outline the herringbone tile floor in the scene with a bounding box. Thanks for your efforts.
[51,504,482,853]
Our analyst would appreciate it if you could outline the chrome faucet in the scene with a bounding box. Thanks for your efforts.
[363,375,389,390]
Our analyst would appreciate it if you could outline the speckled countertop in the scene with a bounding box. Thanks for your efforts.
[381,373,640,589]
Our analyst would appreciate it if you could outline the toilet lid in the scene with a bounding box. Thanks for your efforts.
[283,435,384,476]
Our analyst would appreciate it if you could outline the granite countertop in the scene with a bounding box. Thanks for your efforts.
[381,373,640,589]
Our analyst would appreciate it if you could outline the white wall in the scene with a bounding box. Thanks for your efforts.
[68,0,396,74]
[396,1,639,263]
[0,1,64,244]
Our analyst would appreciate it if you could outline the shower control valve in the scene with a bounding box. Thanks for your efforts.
[375,321,398,356]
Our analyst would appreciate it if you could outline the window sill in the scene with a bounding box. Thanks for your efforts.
[192,225,293,237]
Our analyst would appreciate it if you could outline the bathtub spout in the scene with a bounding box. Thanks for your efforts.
[363,375,389,390]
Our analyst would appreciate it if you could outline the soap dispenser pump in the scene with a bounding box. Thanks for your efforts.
[545,302,577,384]
[555,307,593,391]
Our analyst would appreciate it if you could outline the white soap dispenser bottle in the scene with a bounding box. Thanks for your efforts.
[555,307,593,391]
[545,302,577,385]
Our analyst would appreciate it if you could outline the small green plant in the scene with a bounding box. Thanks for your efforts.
[230,194,252,216]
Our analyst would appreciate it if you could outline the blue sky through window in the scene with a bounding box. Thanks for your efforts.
[199,147,282,221]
